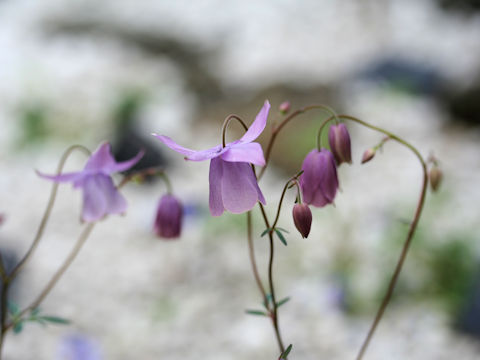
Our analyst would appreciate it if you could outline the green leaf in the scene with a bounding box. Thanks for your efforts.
[260,228,271,237]
[274,229,288,246]
[13,322,23,334]
[276,297,291,308]
[30,308,40,317]
[275,227,289,234]
[7,301,20,316]
[245,309,268,317]
[279,344,293,359]
[40,316,70,325]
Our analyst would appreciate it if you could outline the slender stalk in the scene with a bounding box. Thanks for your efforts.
[246,212,268,306]
[9,145,91,280]
[336,115,428,360]
[5,223,95,330]
[221,114,248,147]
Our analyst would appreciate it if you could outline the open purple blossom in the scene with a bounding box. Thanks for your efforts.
[154,101,270,216]
[37,142,144,222]
[154,194,183,239]
[300,149,338,207]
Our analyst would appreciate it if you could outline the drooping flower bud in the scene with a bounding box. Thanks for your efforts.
[300,149,339,207]
[361,148,376,164]
[328,123,352,165]
[154,194,183,239]
[429,166,442,192]
[279,101,291,115]
[292,203,312,238]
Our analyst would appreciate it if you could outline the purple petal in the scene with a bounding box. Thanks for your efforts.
[36,170,84,183]
[239,100,270,144]
[85,142,143,174]
[220,161,261,214]
[154,134,227,161]
[300,150,324,204]
[220,142,265,166]
[209,157,225,216]
[81,174,127,222]
[241,162,266,205]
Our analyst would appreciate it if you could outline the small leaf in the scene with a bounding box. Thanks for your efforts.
[261,228,271,237]
[40,316,70,325]
[245,309,268,317]
[279,344,293,359]
[274,229,288,246]
[7,301,20,316]
[275,227,289,234]
[276,297,291,308]
[30,308,40,317]
[13,321,23,334]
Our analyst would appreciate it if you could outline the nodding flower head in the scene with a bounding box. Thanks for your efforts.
[37,142,144,222]
[299,149,338,207]
[154,194,183,239]
[328,123,352,165]
[292,203,312,238]
[154,101,270,216]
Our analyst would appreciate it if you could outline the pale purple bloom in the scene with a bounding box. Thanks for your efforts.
[328,123,352,165]
[154,101,270,216]
[300,149,338,207]
[57,334,102,360]
[37,142,144,222]
[154,194,183,239]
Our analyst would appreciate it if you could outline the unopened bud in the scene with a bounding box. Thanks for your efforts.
[292,203,312,238]
[429,166,442,192]
[154,194,183,239]
[279,101,291,115]
[361,148,375,164]
[328,123,352,165]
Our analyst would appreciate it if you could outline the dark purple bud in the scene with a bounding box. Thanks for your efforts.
[154,194,183,239]
[300,149,339,207]
[279,101,291,115]
[328,123,352,165]
[429,166,442,192]
[292,204,312,238]
[361,148,376,164]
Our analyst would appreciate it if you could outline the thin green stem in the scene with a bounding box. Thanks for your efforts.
[246,212,268,307]
[337,115,428,360]
[271,171,304,231]
[5,223,95,331]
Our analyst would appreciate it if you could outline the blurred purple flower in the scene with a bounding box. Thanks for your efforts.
[154,194,183,239]
[300,149,338,207]
[328,123,352,165]
[37,142,144,222]
[57,334,102,360]
[154,101,270,216]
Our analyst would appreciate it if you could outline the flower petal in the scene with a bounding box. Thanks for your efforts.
[154,134,227,161]
[220,142,265,166]
[85,142,144,174]
[96,174,128,215]
[239,100,270,143]
[209,157,225,216]
[82,175,108,222]
[36,170,83,183]
[106,149,145,173]
[220,161,260,214]
[300,150,323,204]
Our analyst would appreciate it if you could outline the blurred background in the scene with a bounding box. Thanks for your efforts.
[1,0,480,359]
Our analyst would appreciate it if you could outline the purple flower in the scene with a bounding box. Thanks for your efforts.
[57,334,102,360]
[292,203,312,238]
[154,194,183,239]
[328,123,352,165]
[300,149,338,207]
[154,101,270,216]
[37,142,144,222]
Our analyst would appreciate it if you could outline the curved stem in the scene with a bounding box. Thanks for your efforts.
[259,105,338,180]
[246,212,268,307]
[337,115,428,360]
[9,145,91,281]
[271,171,304,231]
[5,223,95,331]
[221,115,248,148]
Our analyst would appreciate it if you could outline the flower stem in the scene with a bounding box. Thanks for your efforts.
[246,212,268,307]
[337,115,428,360]
[221,114,248,147]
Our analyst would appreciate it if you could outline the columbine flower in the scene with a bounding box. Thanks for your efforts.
[292,203,312,238]
[154,101,270,216]
[328,123,352,165]
[37,142,144,222]
[154,194,183,239]
[299,149,338,207]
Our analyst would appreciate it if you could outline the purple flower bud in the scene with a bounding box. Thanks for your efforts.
[429,166,442,192]
[361,148,376,164]
[328,123,352,165]
[292,203,312,238]
[300,149,338,207]
[279,101,291,115]
[154,194,183,239]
